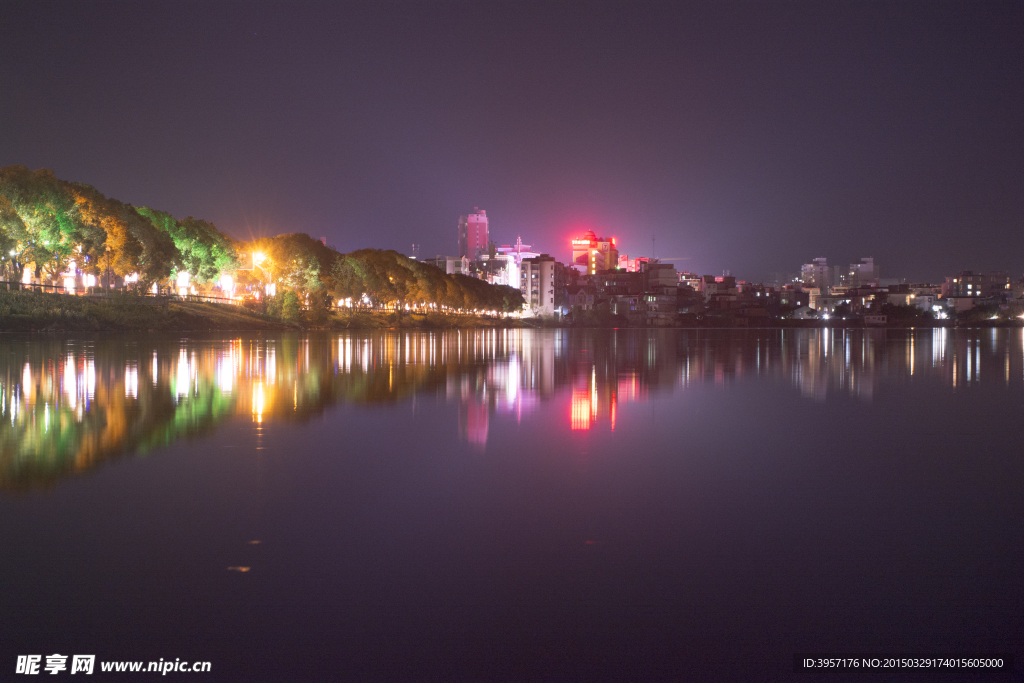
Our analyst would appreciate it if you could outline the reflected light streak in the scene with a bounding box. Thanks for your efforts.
[176,349,190,397]
[63,356,76,409]
[5,329,1024,490]
[610,391,616,432]
[125,364,138,399]
[253,382,265,423]
[571,388,592,431]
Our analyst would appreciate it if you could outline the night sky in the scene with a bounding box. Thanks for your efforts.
[2,1,1022,283]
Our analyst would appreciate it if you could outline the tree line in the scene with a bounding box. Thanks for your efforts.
[0,166,523,313]
[0,165,236,288]
[238,235,524,314]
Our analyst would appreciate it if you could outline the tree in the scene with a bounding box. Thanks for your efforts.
[281,291,300,320]
[72,186,143,280]
[0,194,27,280]
[0,166,85,278]
[137,208,238,284]
[0,166,240,291]
[72,186,176,288]
[305,287,332,325]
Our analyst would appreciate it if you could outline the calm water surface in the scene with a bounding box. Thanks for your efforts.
[1,329,1021,679]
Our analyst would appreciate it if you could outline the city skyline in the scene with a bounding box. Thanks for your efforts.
[2,2,1022,283]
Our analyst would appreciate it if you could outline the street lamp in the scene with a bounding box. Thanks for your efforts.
[251,252,275,297]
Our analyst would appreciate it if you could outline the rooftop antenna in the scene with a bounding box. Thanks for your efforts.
[652,235,656,260]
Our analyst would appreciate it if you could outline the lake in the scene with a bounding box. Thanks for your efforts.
[1,329,1021,679]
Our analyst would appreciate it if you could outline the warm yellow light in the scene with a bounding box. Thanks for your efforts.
[253,382,265,423]
[254,252,266,265]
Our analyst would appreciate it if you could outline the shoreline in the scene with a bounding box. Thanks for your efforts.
[2,289,1020,333]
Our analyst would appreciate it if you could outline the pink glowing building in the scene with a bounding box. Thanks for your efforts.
[458,208,489,260]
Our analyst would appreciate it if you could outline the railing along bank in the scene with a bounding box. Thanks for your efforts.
[0,280,239,306]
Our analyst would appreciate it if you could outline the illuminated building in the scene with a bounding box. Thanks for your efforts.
[458,208,489,260]
[945,270,1010,299]
[678,271,701,290]
[520,254,557,317]
[800,258,831,289]
[571,230,618,275]
[484,237,539,287]
[617,255,648,273]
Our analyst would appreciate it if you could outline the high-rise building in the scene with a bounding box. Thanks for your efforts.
[830,265,847,288]
[571,230,618,275]
[847,257,879,288]
[458,208,489,260]
[800,258,831,289]
[520,254,557,316]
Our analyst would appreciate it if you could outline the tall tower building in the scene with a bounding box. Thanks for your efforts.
[800,258,831,289]
[458,208,489,260]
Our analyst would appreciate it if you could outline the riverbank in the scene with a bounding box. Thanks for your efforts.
[0,288,294,332]
[326,309,540,329]
[0,289,540,333]
[6,289,1019,333]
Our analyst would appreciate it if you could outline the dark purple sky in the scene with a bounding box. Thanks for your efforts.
[2,1,1022,282]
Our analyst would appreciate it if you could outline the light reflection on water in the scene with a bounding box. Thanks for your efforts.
[1,328,1022,489]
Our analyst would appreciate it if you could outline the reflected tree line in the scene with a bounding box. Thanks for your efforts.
[3,329,1022,488]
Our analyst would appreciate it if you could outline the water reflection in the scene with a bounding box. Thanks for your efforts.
[2,328,1022,489]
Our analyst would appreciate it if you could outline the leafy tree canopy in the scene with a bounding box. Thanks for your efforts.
[137,207,237,283]
[1,166,526,313]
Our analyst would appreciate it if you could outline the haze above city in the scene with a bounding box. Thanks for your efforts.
[1,1,1021,283]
